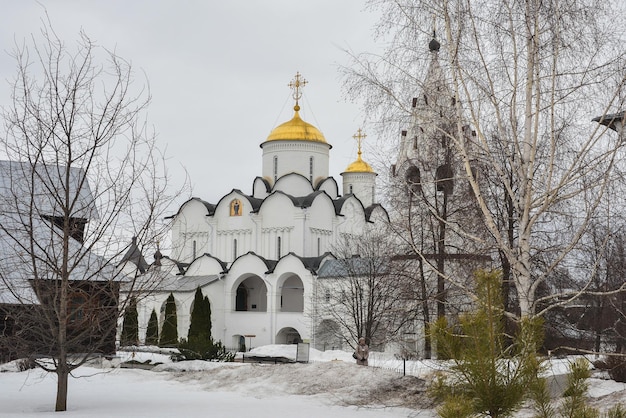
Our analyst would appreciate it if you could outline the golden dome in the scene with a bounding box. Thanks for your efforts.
[265,106,327,143]
[343,128,375,174]
[344,153,375,174]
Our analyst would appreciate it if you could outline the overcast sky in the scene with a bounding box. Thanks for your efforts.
[0,1,383,206]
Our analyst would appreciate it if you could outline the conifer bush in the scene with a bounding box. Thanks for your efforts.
[145,309,159,346]
[188,288,211,341]
[159,293,178,347]
[120,297,139,346]
[174,288,233,361]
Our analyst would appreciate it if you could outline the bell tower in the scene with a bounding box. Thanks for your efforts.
[391,32,482,325]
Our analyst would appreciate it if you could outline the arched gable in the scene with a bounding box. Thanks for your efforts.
[214,190,262,219]
[185,253,228,276]
[365,204,390,224]
[336,195,367,235]
[256,192,299,227]
[171,198,214,231]
[169,197,216,219]
[227,252,275,281]
[169,198,215,263]
[252,176,271,199]
[315,177,339,199]
[272,172,314,196]
[272,252,314,276]
[305,192,337,230]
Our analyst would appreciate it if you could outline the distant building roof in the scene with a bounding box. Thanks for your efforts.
[317,257,390,278]
[0,160,96,220]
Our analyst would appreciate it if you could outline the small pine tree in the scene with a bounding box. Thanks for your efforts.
[120,297,139,346]
[159,293,178,347]
[431,270,544,418]
[145,309,159,346]
[559,359,599,418]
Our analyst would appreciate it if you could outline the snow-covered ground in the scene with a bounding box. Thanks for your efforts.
[0,346,624,417]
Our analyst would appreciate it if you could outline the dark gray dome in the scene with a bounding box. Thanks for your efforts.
[429,37,440,52]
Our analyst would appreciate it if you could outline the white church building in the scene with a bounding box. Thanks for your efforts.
[119,72,388,351]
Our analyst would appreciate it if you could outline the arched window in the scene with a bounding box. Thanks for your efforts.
[192,240,197,259]
[309,156,314,182]
[317,237,321,256]
[349,184,353,194]
[277,237,282,259]
[436,164,454,194]
[233,239,238,260]
[405,165,421,195]
[273,156,278,182]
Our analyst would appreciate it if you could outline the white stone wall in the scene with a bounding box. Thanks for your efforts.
[261,141,330,186]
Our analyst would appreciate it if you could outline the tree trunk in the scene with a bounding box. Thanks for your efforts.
[436,191,448,319]
[419,258,431,359]
[55,359,68,411]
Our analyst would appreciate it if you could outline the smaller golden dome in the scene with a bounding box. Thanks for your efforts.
[344,153,375,174]
[343,128,375,174]
[266,108,327,143]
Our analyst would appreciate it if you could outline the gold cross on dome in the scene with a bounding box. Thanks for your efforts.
[288,72,308,106]
[353,128,367,156]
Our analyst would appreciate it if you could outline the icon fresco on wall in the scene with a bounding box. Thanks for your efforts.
[230,199,242,216]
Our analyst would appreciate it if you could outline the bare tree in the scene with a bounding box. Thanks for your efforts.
[344,0,626,320]
[0,22,179,411]
[316,231,413,351]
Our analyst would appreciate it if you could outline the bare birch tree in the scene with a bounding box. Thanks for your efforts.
[344,0,626,320]
[0,22,180,411]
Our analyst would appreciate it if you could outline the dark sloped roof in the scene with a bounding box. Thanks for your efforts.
[287,252,334,274]
[592,111,625,132]
[157,275,220,292]
[118,237,149,273]
[123,273,220,293]
[317,256,391,278]
[364,203,389,222]
[298,190,327,208]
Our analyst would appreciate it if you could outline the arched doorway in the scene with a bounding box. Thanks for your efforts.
[276,327,302,344]
[315,319,343,351]
[232,334,246,352]
[235,284,248,311]
[279,275,304,312]
[233,276,267,311]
